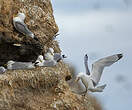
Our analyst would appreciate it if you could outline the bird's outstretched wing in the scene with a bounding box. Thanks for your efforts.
[14,21,33,37]
[91,54,123,85]
[84,54,90,75]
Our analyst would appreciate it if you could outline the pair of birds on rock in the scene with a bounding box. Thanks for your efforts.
[35,48,66,67]
[0,48,66,74]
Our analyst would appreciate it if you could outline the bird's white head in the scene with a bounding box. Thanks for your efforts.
[0,67,6,72]
[7,60,15,65]
[48,48,54,55]
[18,12,26,21]
[35,55,44,66]
[84,54,88,61]
[38,55,44,62]
[75,72,85,82]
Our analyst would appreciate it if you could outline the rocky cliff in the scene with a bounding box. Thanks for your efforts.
[0,0,101,110]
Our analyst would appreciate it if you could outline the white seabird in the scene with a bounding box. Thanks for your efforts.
[44,48,54,60]
[35,53,66,67]
[13,12,37,39]
[75,54,123,94]
[0,66,6,74]
[7,60,35,70]
[35,55,56,67]
[54,53,67,62]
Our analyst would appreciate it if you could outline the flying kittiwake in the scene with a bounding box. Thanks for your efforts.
[13,12,38,40]
[7,60,35,70]
[0,66,6,74]
[75,53,123,95]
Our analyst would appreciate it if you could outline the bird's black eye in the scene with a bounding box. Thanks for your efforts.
[85,54,88,58]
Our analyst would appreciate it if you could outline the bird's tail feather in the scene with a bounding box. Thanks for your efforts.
[96,84,106,91]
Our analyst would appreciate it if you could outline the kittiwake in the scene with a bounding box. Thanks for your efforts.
[0,66,6,74]
[75,53,123,95]
[7,60,35,70]
[13,12,38,40]
[35,53,66,67]
[54,53,67,62]
[35,55,56,67]
[44,48,54,60]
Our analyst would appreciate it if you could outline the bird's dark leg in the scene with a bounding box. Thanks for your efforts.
[79,88,88,97]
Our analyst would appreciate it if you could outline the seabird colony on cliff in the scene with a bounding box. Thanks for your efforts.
[0,12,123,94]
[0,12,66,73]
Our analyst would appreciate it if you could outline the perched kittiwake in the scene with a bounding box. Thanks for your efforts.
[7,60,35,70]
[75,54,123,95]
[35,55,56,67]
[44,48,54,60]
[35,53,66,67]
[54,53,67,62]
[0,66,6,74]
[13,12,38,40]
[44,48,66,61]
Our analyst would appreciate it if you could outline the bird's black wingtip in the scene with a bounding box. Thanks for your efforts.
[117,54,123,60]
[34,62,39,66]
[62,55,67,58]
[85,54,88,58]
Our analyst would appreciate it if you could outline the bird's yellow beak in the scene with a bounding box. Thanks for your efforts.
[40,60,43,63]
[4,63,7,67]
[13,44,22,47]
[13,14,17,18]
[38,58,43,63]
[51,52,54,56]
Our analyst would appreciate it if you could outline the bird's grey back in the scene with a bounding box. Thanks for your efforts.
[14,21,33,36]
[54,53,62,62]
[11,62,34,70]
[43,60,57,67]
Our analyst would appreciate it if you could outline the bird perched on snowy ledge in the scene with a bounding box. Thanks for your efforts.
[75,53,123,95]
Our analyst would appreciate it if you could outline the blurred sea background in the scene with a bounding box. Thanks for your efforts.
[51,0,132,110]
